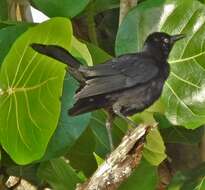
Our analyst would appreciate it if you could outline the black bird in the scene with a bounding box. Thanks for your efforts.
[31,32,185,150]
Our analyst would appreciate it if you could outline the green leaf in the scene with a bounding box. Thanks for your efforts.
[6,164,41,185]
[116,0,165,55]
[43,37,92,160]
[116,0,205,129]
[37,158,82,190]
[0,0,8,21]
[92,0,120,14]
[0,24,31,66]
[155,113,204,144]
[94,153,104,166]
[32,0,90,18]
[85,41,112,64]
[143,128,166,165]
[89,110,127,157]
[0,18,72,164]
[89,111,111,156]
[71,37,93,66]
[168,163,205,190]
[119,159,157,190]
[66,127,97,177]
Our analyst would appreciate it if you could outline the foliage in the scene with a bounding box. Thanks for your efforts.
[0,0,204,189]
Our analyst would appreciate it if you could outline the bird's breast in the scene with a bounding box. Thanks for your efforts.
[111,78,165,116]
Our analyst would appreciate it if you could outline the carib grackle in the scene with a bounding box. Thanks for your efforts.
[31,32,185,150]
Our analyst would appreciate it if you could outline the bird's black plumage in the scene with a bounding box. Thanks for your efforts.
[31,32,184,118]
[31,32,185,150]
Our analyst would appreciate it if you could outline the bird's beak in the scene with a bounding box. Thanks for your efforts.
[171,34,185,43]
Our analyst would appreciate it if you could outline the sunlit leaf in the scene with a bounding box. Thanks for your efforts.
[84,41,112,65]
[0,18,72,164]
[143,128,166,165]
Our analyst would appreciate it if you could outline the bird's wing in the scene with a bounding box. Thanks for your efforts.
[75,54,159,99]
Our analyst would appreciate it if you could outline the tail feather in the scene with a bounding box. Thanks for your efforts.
[31,43,80,68]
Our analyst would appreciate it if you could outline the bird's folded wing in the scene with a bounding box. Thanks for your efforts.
[75,56,159,99]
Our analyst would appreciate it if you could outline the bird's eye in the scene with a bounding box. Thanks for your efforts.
[163,38,169,43]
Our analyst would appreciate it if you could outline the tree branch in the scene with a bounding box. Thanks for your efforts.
[76,124,152,190]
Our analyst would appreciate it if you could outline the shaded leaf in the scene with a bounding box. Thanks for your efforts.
[119,159,157,190]
[155,113,204,144]
[6,164,41,185]
[0,23,31,65]
[32,0,90,18]
[96,9,119,55]
[0,0,8,21]
[37,158,82,190]
[89,110,127,157]
[66,127,97,177]
[89,111,111,156]
[0,18,72,164]
[168,162,205,190]
[92,0,120,14]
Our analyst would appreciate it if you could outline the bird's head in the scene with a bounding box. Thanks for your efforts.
[143,32,185,60]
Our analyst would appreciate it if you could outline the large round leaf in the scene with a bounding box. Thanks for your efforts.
[0,18,72,164]
[116,0,205,129]
[32,0,90,18]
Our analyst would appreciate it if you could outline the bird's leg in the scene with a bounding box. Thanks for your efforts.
[106,112,114,151]
[113,104,137,128]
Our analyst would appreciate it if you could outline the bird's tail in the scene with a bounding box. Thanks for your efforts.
[30,43,80,69]
[68,95,109,116]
